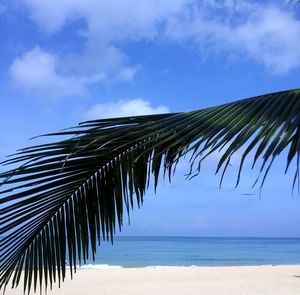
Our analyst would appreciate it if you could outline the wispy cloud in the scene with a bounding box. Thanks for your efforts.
[165,1,300,74]
[10,0,300,98]
[0,3,6,16]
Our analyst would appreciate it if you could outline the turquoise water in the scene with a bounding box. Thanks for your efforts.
[81,237,300,267]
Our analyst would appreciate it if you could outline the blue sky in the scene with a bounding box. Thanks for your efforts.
[1,0,300,237]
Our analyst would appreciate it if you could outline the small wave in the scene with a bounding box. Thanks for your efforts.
[75,264,123,269]
[144,265,199,269]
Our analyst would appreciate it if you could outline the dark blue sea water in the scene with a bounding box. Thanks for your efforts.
[81,237,300,268]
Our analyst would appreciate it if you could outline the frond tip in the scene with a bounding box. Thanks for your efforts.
[1,89,300,293]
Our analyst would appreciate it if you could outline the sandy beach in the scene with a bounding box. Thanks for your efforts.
[7,265,300,295]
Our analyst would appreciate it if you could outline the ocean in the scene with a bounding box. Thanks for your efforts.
[79,237,300,268]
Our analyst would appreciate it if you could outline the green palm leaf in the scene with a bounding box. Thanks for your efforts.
[1,89,300,293]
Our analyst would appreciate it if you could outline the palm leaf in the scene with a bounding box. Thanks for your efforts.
[1,89,300,293]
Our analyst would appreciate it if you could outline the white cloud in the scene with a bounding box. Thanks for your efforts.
[234,6,300,74]
[84,99,169,120]
[10,47,105,98]
[14,0,189,98]
[10,0,300,98]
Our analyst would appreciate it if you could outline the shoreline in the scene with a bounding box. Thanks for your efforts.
[8,265,300,295]
[75,263,300,269]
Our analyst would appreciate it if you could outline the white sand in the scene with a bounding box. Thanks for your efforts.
[7,265,300,295]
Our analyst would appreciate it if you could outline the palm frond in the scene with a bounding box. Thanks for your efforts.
[1,89,300,293]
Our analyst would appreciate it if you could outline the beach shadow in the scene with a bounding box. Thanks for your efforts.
[293,275,300,278]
